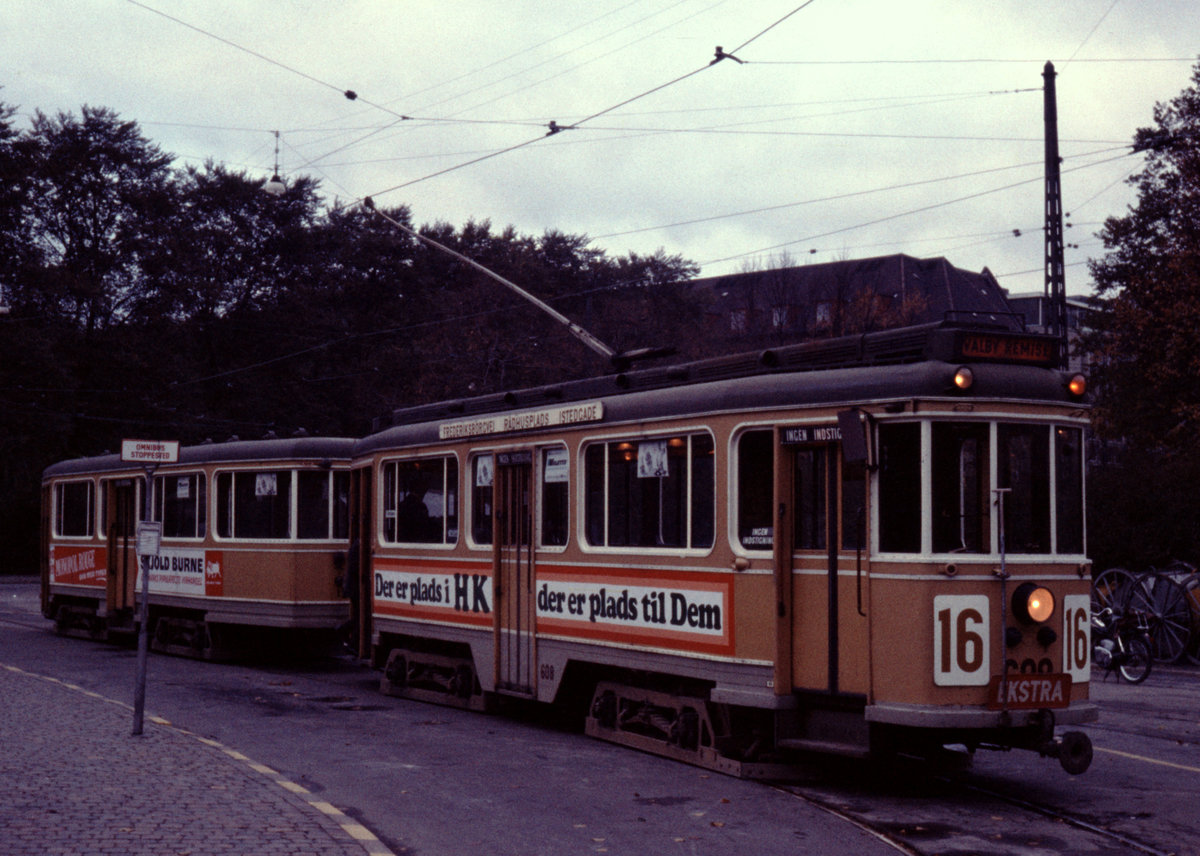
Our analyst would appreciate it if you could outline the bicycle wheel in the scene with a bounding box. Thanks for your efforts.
[1117,635,1153,684]
[1128,572,1191,663]
[1091,567,1135,616]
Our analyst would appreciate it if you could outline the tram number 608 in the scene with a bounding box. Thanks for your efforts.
[933,595,991,686]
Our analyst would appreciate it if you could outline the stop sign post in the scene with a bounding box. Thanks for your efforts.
[122,439,178,736]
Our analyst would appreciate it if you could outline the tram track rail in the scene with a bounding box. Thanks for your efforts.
[767,751,1182,856]
[946,777,1175,856]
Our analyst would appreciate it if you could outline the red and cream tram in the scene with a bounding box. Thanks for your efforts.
[349,322,1096,774]
[41,436,354,659]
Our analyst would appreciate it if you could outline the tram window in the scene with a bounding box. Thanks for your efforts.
[332,471,350,540]
[737,430,774,550]
[540,447,569,547]
[931,423,990,553]
[998,424,1050,553]
[154,473,206,539]
[1056,427,1084,554]
[794,448,827,550]
[101,478,141,538]
[878,423,921,553]
[216,471,292,539]
[296,471,349,540]
[691,435,715,549]
[382,457,459,545]
[841,460,866,551]
[471,455,494,545]
[584,434,714,549]
[55,481,94,537]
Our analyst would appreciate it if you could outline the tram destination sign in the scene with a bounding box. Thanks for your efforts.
[959,332,1055,364]
[439,401,604,440]
[121,439,180,464]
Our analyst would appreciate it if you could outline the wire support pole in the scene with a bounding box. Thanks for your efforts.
[1043,61,1068,368]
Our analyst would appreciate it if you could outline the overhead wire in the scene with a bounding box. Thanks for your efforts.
[699,151,1137,267]
[361,1,825,205]
[1063,0,1122,67]
[595,145,1132,240]
[119,0,1147,301]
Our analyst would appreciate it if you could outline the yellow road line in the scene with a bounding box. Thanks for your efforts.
[1097,746,1200,774]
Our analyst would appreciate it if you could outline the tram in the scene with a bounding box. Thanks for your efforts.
[41,436,354,659]
[348,321,1096,775]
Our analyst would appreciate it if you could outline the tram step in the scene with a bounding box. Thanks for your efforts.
[776,737,871,760]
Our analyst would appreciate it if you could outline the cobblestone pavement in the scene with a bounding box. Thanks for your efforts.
[0,663,392,856]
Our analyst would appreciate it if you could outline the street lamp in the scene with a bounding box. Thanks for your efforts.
[263,130,286,197]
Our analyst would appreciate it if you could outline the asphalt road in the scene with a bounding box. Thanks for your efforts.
[4,576,1199,856]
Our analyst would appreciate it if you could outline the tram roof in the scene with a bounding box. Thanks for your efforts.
[357,323,1081,454]
[43,436,356,480]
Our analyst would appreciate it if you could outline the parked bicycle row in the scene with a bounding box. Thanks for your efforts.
[1091,561,1200,666]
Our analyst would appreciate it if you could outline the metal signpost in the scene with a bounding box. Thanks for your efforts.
[122,439,179,736]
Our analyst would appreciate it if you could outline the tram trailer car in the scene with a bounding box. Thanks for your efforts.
[41,436,355,659]
[350,322,1097,776]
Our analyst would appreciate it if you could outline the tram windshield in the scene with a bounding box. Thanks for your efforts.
[879,420,1085,556]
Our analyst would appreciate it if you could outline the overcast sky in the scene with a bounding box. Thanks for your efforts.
[5,1,1197,296]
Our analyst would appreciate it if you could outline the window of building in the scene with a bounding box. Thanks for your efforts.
[541,446,569,547]
[584,434,714,550]
[216,470,292,539]
[382,457,459,545]
[729,308,748,333]
[55,480,94,538]
[154,473,206,539]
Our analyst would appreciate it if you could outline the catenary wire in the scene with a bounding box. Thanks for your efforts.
[699,151,1136,267]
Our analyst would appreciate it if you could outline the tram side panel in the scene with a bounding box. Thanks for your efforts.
[41,439,355,656]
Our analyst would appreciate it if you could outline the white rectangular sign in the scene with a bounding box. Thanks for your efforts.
[121,439,180,464]
[439,402,604,440]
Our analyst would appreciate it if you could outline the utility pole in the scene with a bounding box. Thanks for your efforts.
[1043,61,1069,368]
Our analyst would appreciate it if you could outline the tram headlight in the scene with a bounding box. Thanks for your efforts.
[953,366,974,391]
[1012,582,1055,624]
[1067,373,1087,397]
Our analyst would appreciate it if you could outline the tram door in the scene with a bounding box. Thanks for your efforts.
[104,478,139,616]
[776,430,842,695]
[493,450,536,696]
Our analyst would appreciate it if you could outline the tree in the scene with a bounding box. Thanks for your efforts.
[1088,60,1200,449]
[19,106,174,333]
[1086,59,1200,568]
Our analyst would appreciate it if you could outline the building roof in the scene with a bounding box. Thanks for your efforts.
[693,253,1020,329]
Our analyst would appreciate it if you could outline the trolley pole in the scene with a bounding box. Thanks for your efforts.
[121,439,178,737]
